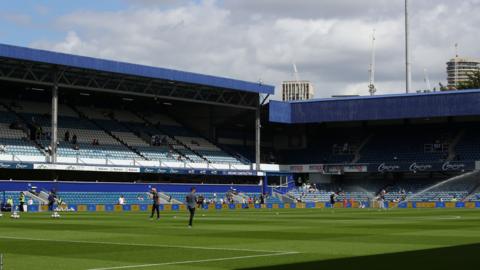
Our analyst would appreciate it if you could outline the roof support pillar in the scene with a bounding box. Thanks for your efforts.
[50,71,59,163]
[255,102,261,171]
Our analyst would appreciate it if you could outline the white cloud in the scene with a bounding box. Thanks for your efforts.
[31,0,480,99]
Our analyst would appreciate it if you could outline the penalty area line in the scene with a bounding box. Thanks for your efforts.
[86,252,300,270]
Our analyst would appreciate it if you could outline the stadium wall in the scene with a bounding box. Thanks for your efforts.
[269,90,480,124]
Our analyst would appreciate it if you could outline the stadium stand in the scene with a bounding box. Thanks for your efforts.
[275,131,362,164]
[284,175,480,203]
[2,191,36,206]
[357,126,453,163]
[0,181,278,206]
[271,124,480,165]
[0,103,45,160]
[138,110,244,164]
[4,95,480,168]
[57,192,154,205]
[0,98,246,165]
[455,127,480,161]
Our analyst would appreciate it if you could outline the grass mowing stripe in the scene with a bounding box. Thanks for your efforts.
[2,209,479,269]
[86,252,299,270]
[0,235,294,254]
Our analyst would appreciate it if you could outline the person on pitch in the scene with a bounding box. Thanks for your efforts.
[19,192,26,212]
[330,192,336,208]
[150,188,160,220]
[48,190,56,212]
[186,187,197,228]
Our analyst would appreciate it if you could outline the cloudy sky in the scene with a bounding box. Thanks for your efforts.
[1,0,479,99]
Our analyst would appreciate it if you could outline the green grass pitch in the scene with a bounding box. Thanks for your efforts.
[0,208,479,270]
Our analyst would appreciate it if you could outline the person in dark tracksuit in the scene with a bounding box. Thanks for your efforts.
[330,193,336,208]
[19,192,25,212]
[150,188,160,220]
[186,187,197,228]
[48,191,56,212]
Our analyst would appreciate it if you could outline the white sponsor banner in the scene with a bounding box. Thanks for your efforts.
[276,164,368,173]
[33,163,140,173]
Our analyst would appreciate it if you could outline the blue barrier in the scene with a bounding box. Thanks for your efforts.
[397,202,408,208]
[14,201,480,213]
[27,205,39,212]
[436,202,445,208]
[305,202,315,208]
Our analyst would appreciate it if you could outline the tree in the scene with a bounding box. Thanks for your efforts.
[438,82,448,91]
[457,70,480,90]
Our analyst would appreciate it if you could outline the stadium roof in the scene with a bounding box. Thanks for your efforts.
[0,43,274,109]
[270,89,480,123]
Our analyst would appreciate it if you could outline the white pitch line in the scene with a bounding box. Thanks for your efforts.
[0,235,292,254]
[86,252,299,270]
[386,215,463,221]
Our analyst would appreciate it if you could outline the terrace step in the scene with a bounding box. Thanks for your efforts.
[69,104,147,161]
[353,133,374,163]
[0,102,48,157]
[131,110,197,163]
[448,128,466,161]
[164,110,247,164]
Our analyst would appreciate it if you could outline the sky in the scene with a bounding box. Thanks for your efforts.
[1,0,479,100]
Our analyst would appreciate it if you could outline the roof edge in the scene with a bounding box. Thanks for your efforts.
[0,43,275,95]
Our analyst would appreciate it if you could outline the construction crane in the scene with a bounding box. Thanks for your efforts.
[293,63,300,82]
[454,43,459,88]
[423,68,432,92]
[368,29,377,96]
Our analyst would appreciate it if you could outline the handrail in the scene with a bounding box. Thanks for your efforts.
[25,191,48,205]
